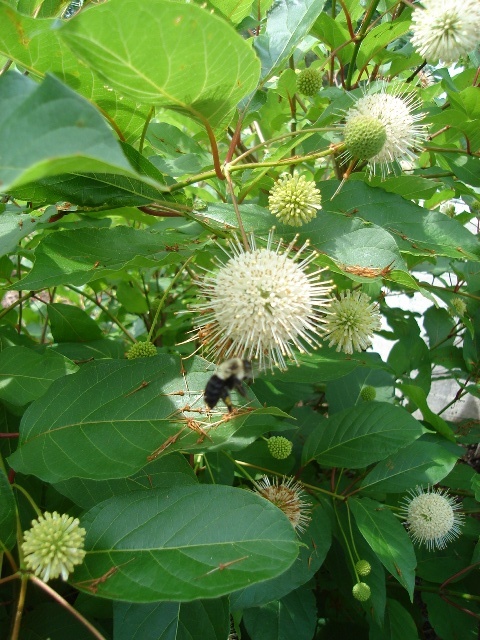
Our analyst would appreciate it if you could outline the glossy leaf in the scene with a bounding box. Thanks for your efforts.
[302,402,424,469]
[9,356,279,482]
[73,487,299,601]
[113,598,229,640]
[59,0,260,131]
[350,497,416,600]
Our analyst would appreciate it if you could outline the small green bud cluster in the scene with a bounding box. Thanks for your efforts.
[451,297,467,317]
[267,436,293,460]
[344,115,387,160]
[360,386,376,402]
[297,68,322,96]
[352,582,371,601]
[126,341,157,359]
[355,559,372,577]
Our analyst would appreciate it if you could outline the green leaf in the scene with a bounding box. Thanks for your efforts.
[113,598,229,640]
[360,438,461,494]
[369,599,420,640]
[326,367,395,414]
[302,402,424,469]
[230,503,331,609]
[254,0,326,81]
[208,0,253,25]
[398,383,455,440]
[59,0,260,132]
[19,602,97,640]
[73,487,299,601]
[0,73,143,191]
[0,209,50,258]
[350,497,416,600]
[8,356,277,482]
[0,346,77,407]
[0,2,148,142]
[48,303,104,343]
[11,227,186,290]
[422,592,478,640]
[242,584,317,640]
[0,467,16,551]
[53,454,198,510]
[356,20,411,69]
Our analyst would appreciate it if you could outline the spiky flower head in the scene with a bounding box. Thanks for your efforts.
[126,341,157,359]
[297,68,322,96]
[451,297,467,317]
[352,582,371,601]
[323,290,381,355]
[360,385,377,402]
[400,486,464,550]
[268,174,322,227]
[193,230,334,371]
[253,476,311,533]
[343,85,427,176]
[267,436,293,460]
[411,0,480,65]
[355,559,372,577]
[22,512,86,582]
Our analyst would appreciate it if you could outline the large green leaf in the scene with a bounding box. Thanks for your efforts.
[11,226,187,290]
[302,402,424,469]
[360,438,460,494]
[113,598,229,640]
[72,487,299,601]
[254,0,326,81]
[350,497,416,600]
[0,73,146,191]
[0,2,149,142]
[0,467,16,551]
[369,599,420,640]
[0,346,77,407]
[48,303,104,343]
[8,356,280,482]
[59,0,260,132]
[0,208,50,258]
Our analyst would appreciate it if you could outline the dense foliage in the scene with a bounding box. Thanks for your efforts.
[0,0,479,638]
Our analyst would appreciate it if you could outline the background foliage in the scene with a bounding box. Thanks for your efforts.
[0,0,479,638]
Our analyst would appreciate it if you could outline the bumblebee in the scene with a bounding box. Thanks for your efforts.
[204,358,252,412]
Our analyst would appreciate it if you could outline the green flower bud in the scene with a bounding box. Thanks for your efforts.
[451,297,467,317]
[352,582,371,602]
[355,559,372,577]
[126,341,157,359]
[344,115,387,160]
[268,173,321,227]
[360,386,377,402]
[297,68,322,96]
[267,436,293,460]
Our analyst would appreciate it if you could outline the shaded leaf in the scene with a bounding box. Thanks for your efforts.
[48,303,104,343]
[0,467,16,551]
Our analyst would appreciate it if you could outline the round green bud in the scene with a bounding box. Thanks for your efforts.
[297,68,322,96]
[352,582,371,602]
[268,173,322,227]
[355,560,372,577]
[451,297,467,317]
[344,115,387,160]
[126,341,157,359]
[267,436,293,460]
[360,386,376,402]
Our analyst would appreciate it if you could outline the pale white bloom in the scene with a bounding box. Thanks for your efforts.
[323,290,381,355]
[22,511,86,582]
[194,230,334,371]
[401,486,464,550]
[268,173,322,227]
[411,0,480,64]
[343,86,427,176]
[253,476,311,533]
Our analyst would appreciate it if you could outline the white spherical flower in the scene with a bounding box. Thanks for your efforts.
[343,86,427,177]
[194,230,334,371]
[401,486,464,551]
[22,511,86,582]
[268,173,322,227]
[253,476,311,533]
[411,0,480,65]
[323,290,381,355]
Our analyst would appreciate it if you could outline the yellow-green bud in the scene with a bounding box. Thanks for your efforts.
[267,436,293,460]
[352,582,371,601]
[451,297,467,317]
[297,68,322,96]
[360,386,376,402]
[268,173,321,227]
[126,341,157,359]
[355,559,372,577]
[344,115,387,160]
